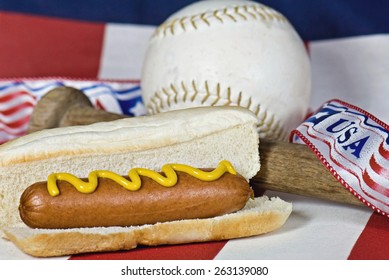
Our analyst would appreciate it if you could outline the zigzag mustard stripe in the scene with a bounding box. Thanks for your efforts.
[47,160,237,197]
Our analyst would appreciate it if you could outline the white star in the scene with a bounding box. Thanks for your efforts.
[129,101,147,116]
[313,111,329,119]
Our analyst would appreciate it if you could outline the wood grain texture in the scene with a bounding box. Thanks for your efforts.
[59,104,126,127]
[251,140,363,206]
[28,87,125,133]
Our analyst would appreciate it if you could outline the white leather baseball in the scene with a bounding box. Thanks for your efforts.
[141,0,311,140]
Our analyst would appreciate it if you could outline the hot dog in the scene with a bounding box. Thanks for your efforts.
[19,161,253,229]
[0,106,292,257]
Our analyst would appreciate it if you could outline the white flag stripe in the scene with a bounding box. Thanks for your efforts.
[0,107,33,124]
[98,23,156,80]
[0,95,36,111]
[310,34,389,124]
[0,123,28,137]
[216,191,373,259]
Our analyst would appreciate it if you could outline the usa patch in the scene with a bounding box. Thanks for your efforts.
[292,99,389,217]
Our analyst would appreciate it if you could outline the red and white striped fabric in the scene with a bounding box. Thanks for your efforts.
[0,78,144,143]
[0,11,388,260]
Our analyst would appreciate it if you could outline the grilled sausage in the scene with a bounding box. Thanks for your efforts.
[19,171,253,229]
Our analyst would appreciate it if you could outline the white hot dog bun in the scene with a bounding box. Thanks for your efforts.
[0,106,292,257]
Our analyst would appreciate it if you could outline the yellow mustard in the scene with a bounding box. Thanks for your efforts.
[47,160,237,196]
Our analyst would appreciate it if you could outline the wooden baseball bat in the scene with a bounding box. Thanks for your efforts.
[28,86,363,206]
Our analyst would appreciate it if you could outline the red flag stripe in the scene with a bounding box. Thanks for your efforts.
[378,141,389,159]
[69,241,228,260]
[0,11,104,78]
[369,154,389,180]
[0,90,35,102]
[362,169,389,198]
[1,114,30,129]
[0,101,34,116]
[348,212,389,259]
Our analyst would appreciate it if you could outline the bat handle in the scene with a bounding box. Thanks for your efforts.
[251,139,364,206]
[28,87,126,133]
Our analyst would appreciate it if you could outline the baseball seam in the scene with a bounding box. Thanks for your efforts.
[146,80,287,140]
[154,3,287,38]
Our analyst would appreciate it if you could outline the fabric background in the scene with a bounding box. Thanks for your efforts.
[0,0,388,260]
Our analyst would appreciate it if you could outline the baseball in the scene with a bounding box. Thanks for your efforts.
[141,0,311,140]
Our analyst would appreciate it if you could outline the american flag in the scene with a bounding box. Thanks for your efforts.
[0,0,388,260]
[0,79,144,143]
